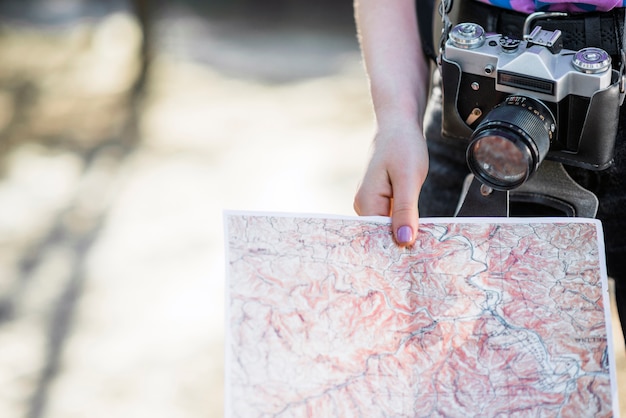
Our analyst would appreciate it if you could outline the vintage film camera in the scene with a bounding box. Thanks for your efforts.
[439,21,623,217]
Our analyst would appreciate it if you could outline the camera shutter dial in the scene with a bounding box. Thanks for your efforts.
[499,36,521,53]
[449,23,485,49]
[572,47,611,74]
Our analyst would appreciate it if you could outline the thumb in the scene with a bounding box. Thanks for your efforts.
[390,176,421,247]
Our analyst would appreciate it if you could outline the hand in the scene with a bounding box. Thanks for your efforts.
[354,120,429,247]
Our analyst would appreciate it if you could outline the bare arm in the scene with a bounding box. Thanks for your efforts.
[353,0,432,245]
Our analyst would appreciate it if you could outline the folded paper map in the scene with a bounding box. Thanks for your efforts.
[224,212,618,417]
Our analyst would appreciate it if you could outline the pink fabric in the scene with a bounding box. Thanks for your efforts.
[475,0,624,13]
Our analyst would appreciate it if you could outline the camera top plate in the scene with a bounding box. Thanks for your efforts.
[443,23,614,102]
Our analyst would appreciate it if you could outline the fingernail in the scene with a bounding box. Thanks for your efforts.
[397,225,413,244]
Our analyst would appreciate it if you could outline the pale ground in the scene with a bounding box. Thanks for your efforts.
[0,8,623,418]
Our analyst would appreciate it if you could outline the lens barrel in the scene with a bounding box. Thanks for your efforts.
[466,96,556,190]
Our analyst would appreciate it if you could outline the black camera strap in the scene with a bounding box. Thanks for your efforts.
[418,0,438,61]
[617,11,626,106]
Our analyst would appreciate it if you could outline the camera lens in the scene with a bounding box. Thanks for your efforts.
[466,96,555,190]
[469,132,531,187]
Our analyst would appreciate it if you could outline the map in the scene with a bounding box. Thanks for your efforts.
[224,212,618,417]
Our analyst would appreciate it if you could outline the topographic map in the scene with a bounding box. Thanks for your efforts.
[224,212,618,417]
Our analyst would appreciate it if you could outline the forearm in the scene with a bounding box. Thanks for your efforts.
[354,0,431,129]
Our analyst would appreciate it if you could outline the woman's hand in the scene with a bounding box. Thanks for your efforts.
[354,119,429,246]
[353,0,431,246]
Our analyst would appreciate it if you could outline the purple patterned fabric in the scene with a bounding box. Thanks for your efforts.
[476,0,624,13]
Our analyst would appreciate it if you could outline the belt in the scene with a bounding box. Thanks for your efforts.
[456,1,625,63]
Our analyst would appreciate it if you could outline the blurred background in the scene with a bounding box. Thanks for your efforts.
[0,1,623,417]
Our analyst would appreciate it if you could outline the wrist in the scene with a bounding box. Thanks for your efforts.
[374,107,422,133]
[370,85,427,130]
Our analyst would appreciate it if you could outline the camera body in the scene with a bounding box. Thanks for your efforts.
[440,23,621,171]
